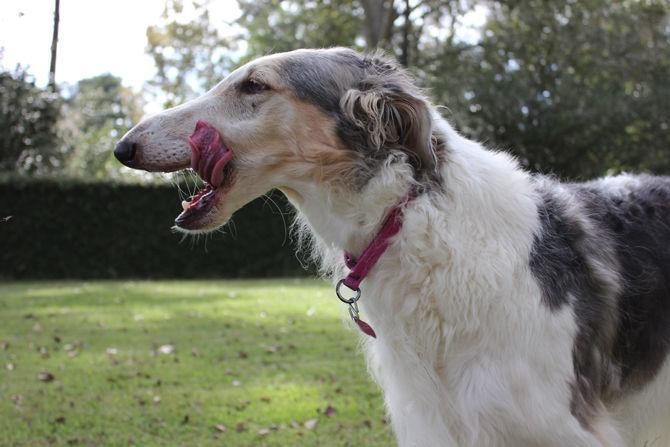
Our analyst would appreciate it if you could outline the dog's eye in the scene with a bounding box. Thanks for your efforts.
[240,79,268,95]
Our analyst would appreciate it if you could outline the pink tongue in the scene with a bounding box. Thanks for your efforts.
[188,120,232,187]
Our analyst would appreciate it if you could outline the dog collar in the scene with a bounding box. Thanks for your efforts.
[336,187,419,338]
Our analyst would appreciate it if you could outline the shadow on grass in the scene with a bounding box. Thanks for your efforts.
[0,280,394,447]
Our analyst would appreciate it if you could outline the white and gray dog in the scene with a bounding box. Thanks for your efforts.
[115,48,670,447]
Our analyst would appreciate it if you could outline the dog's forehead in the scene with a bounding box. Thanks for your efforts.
[274,48,365,113]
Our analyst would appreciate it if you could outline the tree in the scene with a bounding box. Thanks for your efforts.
[427,0,670,179]
[147,0,472,103]
[60,74,144,178]
[146,0,238,107]
[48,0,61,91]
[0,67,61,174]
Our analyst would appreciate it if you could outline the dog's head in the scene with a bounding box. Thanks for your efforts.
[115,48,439,233]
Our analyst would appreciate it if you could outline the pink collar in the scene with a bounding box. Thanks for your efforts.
[336,188,420,338]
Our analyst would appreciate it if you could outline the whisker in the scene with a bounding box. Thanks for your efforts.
[261,191,289,246]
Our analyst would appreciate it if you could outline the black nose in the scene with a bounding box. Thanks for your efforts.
[114,140,137,165]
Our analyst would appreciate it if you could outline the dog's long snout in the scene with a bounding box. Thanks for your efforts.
[114,139,137,166]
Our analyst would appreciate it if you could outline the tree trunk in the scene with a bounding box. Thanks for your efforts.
[399,0,411,66]
[48,0,60,91]
[361,0,397,49]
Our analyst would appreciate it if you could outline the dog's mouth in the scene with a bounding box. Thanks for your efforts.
[175,120,235,231]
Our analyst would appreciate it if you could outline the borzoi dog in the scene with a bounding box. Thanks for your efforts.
[115,48,670,447]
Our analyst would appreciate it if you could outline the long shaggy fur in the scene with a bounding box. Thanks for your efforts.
[119,47,670,447]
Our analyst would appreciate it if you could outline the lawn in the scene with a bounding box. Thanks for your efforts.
[0,280,394,446]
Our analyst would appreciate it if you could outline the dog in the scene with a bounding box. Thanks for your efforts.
[115,48,670,447]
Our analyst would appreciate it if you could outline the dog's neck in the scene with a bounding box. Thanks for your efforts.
[282,161,415,259]
[281,114,449,261]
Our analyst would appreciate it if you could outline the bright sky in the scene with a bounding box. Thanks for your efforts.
[0,0,240,93]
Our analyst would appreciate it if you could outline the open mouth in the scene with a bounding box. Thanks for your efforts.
[175,120,235,230]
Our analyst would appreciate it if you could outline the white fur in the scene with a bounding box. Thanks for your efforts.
[289,114,670,447]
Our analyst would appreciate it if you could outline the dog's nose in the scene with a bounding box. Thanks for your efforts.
[114,139,137,165]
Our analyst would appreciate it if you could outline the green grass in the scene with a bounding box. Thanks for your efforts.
[0,280,394,446]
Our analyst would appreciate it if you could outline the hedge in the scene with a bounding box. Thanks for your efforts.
[0,180,310,279]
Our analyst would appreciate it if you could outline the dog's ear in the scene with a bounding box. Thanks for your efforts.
[341,58,438,181]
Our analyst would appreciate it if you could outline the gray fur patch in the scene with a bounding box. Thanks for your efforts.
[530,174,670,429]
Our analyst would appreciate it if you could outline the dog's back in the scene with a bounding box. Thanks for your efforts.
[532,173,670,441]
[579,175,670,389]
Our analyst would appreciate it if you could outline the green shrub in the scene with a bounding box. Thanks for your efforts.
[0,180,309,279]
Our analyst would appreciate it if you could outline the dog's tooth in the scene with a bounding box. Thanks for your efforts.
[181,200,190,211]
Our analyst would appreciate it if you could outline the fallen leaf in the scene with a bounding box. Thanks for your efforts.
[38,346,49,358]
[190,347,199,357]
[106,347,118,355]
[214,423,227,432]
[235,422,246,433]
[38,371,55,382]
[153,396,161,404]
[232,380,241,387]
[257,428,271,436]
[10,394,23,405]
[324,405,337,417]
[6,363,15,371]
[304,419,318,430]
[290,420,300,429]
[0,341,9,350]
[157,344,175,355]
[265,345,280,354]
[32,323,43,332]
[67,350,79,358]
[260,396,271,403]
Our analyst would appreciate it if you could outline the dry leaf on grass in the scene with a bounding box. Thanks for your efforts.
[38,371,55,382]
[157,344,175,355]
[304,419,318,430]
[324,405,337,417]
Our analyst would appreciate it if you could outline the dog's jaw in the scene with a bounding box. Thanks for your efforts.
[173,121,237,231]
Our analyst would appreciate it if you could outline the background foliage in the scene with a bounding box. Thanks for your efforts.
[1,0,669,279]
[0,181,303,279]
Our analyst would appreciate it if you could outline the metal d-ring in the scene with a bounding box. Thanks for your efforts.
[336,279,361,304]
